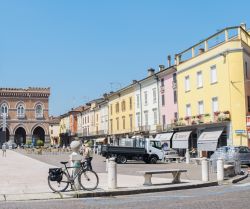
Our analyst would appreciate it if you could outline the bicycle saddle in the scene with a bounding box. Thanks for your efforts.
[60,161,68,165]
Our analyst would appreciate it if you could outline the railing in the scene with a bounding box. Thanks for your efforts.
[17,114,25,119]
[35,114,44,119]
[176,26,250,64]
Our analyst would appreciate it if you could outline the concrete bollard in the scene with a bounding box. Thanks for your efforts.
[235,159,241,175]
[69,140,82,190]
[106,157,109,172]
[217,157,224,182]
[185,149,190,164]
[108,157,117,189]
[201,157,209,182]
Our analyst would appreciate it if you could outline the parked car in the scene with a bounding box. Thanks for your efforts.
[211,146,250,165]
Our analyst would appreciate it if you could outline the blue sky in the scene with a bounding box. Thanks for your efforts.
[0,0,250,116]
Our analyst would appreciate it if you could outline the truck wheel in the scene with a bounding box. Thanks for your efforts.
[150,156,157,164]
[117,155,127,164]
[143,156,150,164]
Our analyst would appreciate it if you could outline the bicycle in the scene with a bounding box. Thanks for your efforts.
[48,161,99,192]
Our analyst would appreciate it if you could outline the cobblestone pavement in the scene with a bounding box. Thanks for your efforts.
[1,176,250,209]
[15,149,218,181]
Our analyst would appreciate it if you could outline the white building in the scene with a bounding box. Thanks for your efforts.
[135,69,161,135]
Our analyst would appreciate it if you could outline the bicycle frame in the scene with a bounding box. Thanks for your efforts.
[62,162,88,184]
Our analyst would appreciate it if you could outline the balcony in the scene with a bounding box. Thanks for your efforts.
[172,81,177,89]
[17,114,25,119]
[141,125,150,132]
[35,113,44,119]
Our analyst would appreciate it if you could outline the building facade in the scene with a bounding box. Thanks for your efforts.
[174,24,250,152]
[0,87,50,146]
[49,116,60,145]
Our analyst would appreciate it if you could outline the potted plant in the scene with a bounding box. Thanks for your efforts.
[223,110,230,114]
[184,116,190,120]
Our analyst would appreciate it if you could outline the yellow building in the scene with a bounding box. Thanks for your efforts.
[175,24,250,150]
[108,85,135,141]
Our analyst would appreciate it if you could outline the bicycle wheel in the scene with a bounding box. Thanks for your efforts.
[48,171,69,192]
[79,170,99,191]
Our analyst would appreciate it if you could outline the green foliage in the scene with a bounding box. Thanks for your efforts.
[36,139,44,147]
[26,140,32,145]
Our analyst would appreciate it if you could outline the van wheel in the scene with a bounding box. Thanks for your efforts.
[150,156,157,164]
[117,155,127,164]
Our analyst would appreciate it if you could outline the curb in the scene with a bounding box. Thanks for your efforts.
[231,173,249,184]
[1,181,218,202]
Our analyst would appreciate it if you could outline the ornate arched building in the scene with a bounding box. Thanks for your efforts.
[0,87,50,145]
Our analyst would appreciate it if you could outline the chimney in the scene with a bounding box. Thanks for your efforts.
[159,65,165,72]
[167,55,171,67]
[147,68,155,76]
[132,80,137,84]
[199,48,204,54]
[241,23,246,30]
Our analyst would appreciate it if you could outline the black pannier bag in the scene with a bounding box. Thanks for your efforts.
[49,168,63,182]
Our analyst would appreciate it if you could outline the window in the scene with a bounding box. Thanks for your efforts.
[35,104,43,118]
[162,115,166,126]
[197,71,203,88]
[153,88,157,104]
[121,101,126,112]
[129,114,133,131]
[161,78,164,87]
[116,117,119,130]
[122,116,125,130]
[144,91,148,105]
[136,112,141,127]
[153,109,157,125]
[173,90,177,104]
[110,104,113,115]
[173,73,177,83]
[110,119,113,133]
[245,62,249,79]
[186,104,191,116]
[212,97,218,113]
[210,65,217,84]
[0,103,8,116]
[144,111,148,126]
[17,104,25,118]
[248,96,250,112]
[198,101,204,115]
[136,94,140,109]
[185,75,190,91]
[96,114,98,122]
[129,97,132,110]
[162,94,165,106]
[115,103,119,113]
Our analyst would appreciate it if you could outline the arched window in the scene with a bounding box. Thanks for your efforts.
[35,104,43,118]
[17,104,25,118]
[0,103,8,117]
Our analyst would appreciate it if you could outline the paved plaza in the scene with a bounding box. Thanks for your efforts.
[0,149,247,202]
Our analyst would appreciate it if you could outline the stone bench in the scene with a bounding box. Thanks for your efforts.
[164,155,184,163]
[137,169,187,186]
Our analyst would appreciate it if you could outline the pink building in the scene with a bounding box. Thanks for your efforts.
[157,65,177,129]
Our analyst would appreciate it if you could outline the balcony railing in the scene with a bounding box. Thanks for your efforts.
[36,113,44,119]
[17,114,25,119]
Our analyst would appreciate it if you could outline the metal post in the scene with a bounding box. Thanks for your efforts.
[108,157,117,189]
[185,148,190,164]
[217,157,224,182]
[201,158,209,182]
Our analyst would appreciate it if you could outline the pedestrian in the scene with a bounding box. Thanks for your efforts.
[2,143,7,157]
[83,141,93,170]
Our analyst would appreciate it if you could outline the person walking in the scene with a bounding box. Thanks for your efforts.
[83,141,93,170]
[2,143,7,157]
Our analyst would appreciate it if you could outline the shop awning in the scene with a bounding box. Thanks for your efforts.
[172,131,192,149]
[95,138,106,143]
[155,132,173,145]
[197,127,224,151]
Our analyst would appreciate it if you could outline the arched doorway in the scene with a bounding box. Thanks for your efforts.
[0,127,10,142]
[33,126,45,145]
[14,127,26,145]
